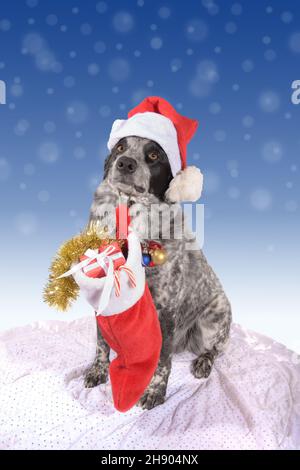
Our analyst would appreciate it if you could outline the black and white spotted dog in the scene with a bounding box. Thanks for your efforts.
[85,135,232,410]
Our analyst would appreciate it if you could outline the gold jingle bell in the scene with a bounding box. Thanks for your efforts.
[151,248,167,265]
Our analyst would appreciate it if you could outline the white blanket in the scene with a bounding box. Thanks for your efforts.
[0,317,299,450]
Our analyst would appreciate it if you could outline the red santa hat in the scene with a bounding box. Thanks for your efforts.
[107,96,203,202]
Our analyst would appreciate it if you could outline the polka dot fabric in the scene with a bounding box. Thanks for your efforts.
[0,318,299,450]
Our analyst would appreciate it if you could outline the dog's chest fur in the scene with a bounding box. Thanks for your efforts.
[89,181,227,354]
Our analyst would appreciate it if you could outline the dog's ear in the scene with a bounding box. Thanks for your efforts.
[103,153,116,180]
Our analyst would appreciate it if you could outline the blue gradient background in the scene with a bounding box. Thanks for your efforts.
[0,0,299,351]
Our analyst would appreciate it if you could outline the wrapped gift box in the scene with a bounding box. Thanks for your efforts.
[80,242,125,278]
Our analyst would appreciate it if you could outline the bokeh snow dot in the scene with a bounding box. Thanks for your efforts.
[43,121,56,134]
[24,163,35,175]
[204,171,220,194]
[38,190,50,202]
[231,3,243,16]
[197,60,219,83]
[242,115,254,128]
[89,175,100,192]
[285,200,298,212]
[99,105,111,117]
[214,129,227,142]
[264,49,277,61]
[225,22,237,34]
[113,11,134,33]
[242,59,254,72]
[66,101,89,124]
[209,102,221,114]
[158,6,171,19]
[73,146,86,160]
[88,63,100,76]
[11,83,24,97]
[186,19,208,42]
[108,58,130,82]
[96,1,108,14]
[35,49,56,72]
[14,119,30,136]
[38,141,60,163]
[150,37,163,50]
[46,14,58,26]
[281,11,293,24]
[15,212,38,236]
[228,187,240,199]
[250,189,272,211]
[0,158,11,181]
[131,88,148,105]
[289,32,300,53]
[26,0,39,7]
[64,76,75,88]
[262,36,271,45]
[189,78,211,98]
[259,91,280,112]
[0,19,11,31]
[262,141,283,163]
[170,58,182,72]
[94,41,106,54]
[23,33,45,55]
[80,23,92,35]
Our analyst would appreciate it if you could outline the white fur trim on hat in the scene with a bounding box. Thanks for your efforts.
[107,111,181,176]
[165,166,203,202]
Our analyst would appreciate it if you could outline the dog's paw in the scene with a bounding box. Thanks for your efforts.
[84,363,109,388]
[137,388,166,410]
[191,353,214,379]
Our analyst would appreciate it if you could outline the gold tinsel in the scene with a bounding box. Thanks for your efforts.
[43,221,123,312]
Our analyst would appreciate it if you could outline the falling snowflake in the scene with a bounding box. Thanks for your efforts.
[24,163,36,175]
[158,7,171,19]
[87,63,100,76]
[285,200,298,212]
[94,41,106,54]
[108,58,130,82]
[259,90,280,113]
[231,3,243,16]
[225,22,237,35]
[228,187,240,199]
[15,211,38,236]
[73,146,86,160]
[14,119,30,137]
[66,101,89,124]
[289,32,300,53]
[38,190,50,203]
[203,170,220,194]
[250,189,272,211]
[242,59,254,73]
[0,158,11,181]
[96,2,108,14]
[38,141,60,163]
[185,19,208,42]
[262,141,283,163]
[150,37,163,50]
[113,11,134,33]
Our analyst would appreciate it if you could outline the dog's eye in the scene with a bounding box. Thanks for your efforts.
[117,144,124,153]
[148,152,159,161]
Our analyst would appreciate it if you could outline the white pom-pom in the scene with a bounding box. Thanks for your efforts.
[165,166,203,202]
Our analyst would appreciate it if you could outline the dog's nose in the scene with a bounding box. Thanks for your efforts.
[116,156,137,174]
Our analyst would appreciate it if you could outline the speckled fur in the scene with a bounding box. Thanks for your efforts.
[85,136,232,410]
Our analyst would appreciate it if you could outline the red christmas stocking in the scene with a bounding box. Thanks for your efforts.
[72,209,162,412]
[97,282,161,412]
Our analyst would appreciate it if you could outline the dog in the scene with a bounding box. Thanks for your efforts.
[84,135,232,410]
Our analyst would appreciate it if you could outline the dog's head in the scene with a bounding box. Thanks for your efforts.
[103,136,173,202]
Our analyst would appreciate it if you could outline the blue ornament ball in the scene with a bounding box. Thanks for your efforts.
[142,253,151,266]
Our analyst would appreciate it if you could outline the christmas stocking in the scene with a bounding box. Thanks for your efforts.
[72,229,162,412]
